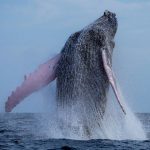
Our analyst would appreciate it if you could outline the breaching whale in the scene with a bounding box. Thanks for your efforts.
[5,10,126,118]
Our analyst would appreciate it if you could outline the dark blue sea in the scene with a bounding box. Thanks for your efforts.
[0,113,150,150]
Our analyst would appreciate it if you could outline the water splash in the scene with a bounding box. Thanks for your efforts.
[101,86,147,140]
[39,83,147,140]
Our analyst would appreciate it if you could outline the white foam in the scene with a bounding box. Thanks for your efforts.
[39,84,147,140]
[100,87,147,140]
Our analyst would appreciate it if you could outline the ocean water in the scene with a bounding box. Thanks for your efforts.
[0,113,150,150]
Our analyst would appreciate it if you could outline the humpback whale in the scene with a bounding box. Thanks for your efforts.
[5,10,125,119]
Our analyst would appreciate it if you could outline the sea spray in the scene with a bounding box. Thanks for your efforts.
[39,82,146,140]
[101,86,147,140]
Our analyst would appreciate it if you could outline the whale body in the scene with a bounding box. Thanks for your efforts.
[5,10,125,126]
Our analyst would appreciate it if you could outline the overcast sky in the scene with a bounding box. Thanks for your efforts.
[0,0,150,112]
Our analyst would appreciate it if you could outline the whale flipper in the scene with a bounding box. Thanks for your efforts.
[5,54,61,112]
[102,49,126,114]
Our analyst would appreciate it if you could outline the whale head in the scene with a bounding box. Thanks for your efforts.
[100,10,118,40]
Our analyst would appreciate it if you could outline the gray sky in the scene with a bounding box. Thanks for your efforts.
[0,0,150,112]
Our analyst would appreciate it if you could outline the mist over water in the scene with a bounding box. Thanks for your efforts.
[0,113,149,150]
[39,83,147,140]
[101,87,146,140]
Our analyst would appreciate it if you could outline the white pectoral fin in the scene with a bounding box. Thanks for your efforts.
[5,53,61,112]
[102,50,126,115]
